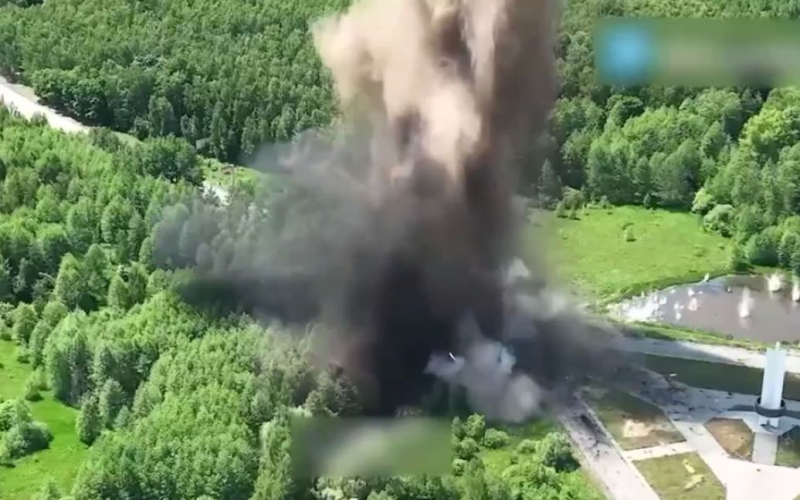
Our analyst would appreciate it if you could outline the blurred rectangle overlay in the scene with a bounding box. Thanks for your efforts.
[290,417,453,478]
[595,18,800,87]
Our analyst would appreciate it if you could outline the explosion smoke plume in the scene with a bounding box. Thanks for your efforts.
[171,0,621,420]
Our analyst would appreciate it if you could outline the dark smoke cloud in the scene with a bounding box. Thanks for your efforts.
[160,0,626,419]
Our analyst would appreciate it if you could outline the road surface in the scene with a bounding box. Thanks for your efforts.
[0,75,229,204]
[613,336,800,374]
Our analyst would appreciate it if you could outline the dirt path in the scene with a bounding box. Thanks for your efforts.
[0,75,229,204]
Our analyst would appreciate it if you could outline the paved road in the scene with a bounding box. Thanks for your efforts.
[613,336,800,374]
[558,400,660,500]
[0,75,85,133]
[0,75,229,204]
[633,365,800,500]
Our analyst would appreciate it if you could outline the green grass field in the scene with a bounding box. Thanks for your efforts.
[528,206,730,301]
[704,418,753,461]
[585,388,684,451]
[478,418,604,499]
[645,355,800,400]
[621,321,769,351]
[0,340,88,499]
[776,426,800,468]
[480,418,558,473]
[635,452,725,500]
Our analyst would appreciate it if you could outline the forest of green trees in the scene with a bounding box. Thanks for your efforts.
[4,0,800,274]
[0,88,595,499]
[6,0,800,497]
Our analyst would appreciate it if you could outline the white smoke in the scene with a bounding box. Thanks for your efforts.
[425,315,542,423]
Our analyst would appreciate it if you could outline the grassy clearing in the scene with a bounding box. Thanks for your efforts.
[0,340,88,499]
[704,418,753,461]
[201,158,260,189]
[620,321,770,351]
[478,418,604,499]
[776,426,800,468]
[480,417,558,473]
[644,355,800,400]
[529,206,730,301]
[584,388,684,451]
[635,452,725,500]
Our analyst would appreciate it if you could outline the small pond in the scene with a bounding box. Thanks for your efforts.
[610,274,800,342]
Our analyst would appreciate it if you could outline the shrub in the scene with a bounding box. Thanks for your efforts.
[562,187,585,210]
[464,414,486,441]
[624,226,636,242]
[0,399,32,431]
[482,428,510,449]
[691,187,716,214]
[452,416,465,441]
[703,204,734,237]
[728,244,749,272]
[77,394,102,445]
[455,437,480,460]
[536,433,579,472]
[0,444,10,465]
[12,304,37,345]
[24,375,42,402]
[0,322,11,341]
[555,200,567,218]
[452,458,467,476]
[516,439,538,455]
[15,346,30,364]
[568,207,579,220]
[745,229,780,267]
[34,478,61,500]
[4,421,53,458]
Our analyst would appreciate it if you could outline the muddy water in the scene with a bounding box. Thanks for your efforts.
[610,274,800,342]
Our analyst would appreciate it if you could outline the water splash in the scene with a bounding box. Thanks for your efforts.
[767,273,784,293]
[688,297,699,312]
[739,287,754,319]
[793,277,800,303]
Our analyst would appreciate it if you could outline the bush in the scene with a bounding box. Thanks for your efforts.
[464,414,486,441]
[624,226,636,242]
[482,428,510,449]
[691,187,716,214]
[568,207,579,220]
[24,375,42,402]
[0,399,32,431]
[728,244,749,272]
[536,433,579,472]
[452,416,465,441]
[0,322,11,341]
[15,346,30,364]
[77,394,102,445]
[562,187,585,210]
[745,230,779,267]
[516,439,538,454]
[555,200,567,218]
[703,204,734,237]
[34,478,61,500]
[455,437,480,460]
[452,458,467,476]
[4,420,53,458]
